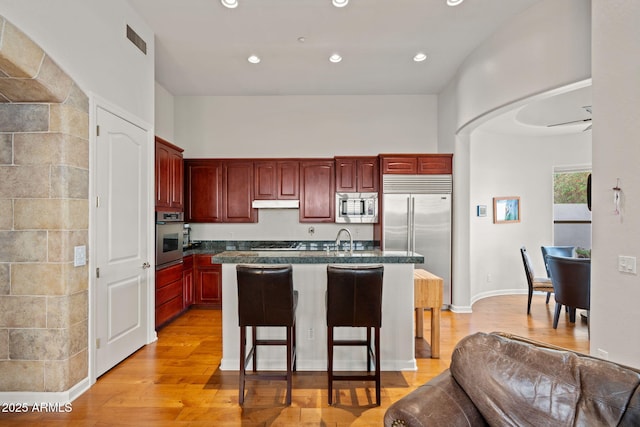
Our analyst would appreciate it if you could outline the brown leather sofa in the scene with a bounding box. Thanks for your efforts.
[384,332,640,426]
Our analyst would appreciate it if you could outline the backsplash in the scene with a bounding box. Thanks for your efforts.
[189,208,375,242]
[0,16,89,393]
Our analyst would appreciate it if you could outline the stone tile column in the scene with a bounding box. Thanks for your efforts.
[0,15,89,393]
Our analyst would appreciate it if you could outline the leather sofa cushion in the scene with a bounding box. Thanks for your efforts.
[450,333,640,426]
[383,370,488,427]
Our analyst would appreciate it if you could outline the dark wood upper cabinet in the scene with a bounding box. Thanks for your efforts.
[254,160,300,200]
[155,142,170,206]
[299,160,335,222]
[170,151,184,208]
[277,161,300,199]
[335,157,379,192]
[184,159,223,222]
[223,160,257,223]
[254,161,277,200]
[417,155,453,174]
[184,154,449,225]
[381,154,452,175]
[381,156,418,174]
[155,136,184,211]
[357,158,379,192]
[185,159,256,223]
[335,158,357,192]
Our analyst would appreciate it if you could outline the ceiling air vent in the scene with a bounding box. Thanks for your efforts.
[126,25,147,55]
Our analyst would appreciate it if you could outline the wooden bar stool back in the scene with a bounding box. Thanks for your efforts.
[326,264,384,406]
[236,264,297,405]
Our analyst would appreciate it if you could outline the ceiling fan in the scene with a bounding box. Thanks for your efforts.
[547,106,592,131]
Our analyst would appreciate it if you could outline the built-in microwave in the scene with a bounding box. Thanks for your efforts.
[335,192,379,223]
[156,211,184,269]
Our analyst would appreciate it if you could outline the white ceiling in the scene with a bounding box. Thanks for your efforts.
[125,0,591,136]
[126,0,542,96]
[481,85,593,136]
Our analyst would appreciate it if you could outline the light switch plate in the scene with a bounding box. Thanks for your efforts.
[74,245,86,267]
[618,255,637,274]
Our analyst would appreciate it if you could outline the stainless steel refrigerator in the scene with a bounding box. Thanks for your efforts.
[383,175,452,306]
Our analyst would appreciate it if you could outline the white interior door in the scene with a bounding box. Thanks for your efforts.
[95,106,150,377]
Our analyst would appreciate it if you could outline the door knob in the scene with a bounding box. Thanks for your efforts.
[142,262,151,269]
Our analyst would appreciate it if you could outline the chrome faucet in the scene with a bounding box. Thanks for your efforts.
[335,228,353,254]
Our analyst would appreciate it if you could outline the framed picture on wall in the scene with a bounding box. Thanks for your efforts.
[493,196,520,224]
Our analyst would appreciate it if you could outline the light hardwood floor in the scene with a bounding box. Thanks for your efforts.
[2,294,589,426]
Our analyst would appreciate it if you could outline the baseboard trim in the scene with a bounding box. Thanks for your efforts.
[449,304,472,313]
[220,358,417,371]
[0,376,91,405]
[470,289,528,306]
[451,289,539,313]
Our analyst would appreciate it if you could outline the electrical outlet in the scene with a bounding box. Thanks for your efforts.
[618,255,637,274]
[486,274,492,283]
[307,328,314,340]
[74,245,86,267]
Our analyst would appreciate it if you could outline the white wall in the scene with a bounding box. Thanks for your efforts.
[175,94,438,241]
[191,209,373,242]
[0,0,155,124]
[470,130,591,302]
[590,0,640,366]
[174,95,437,158]
[440,0,592,311]
[155,82,175,141]
[439,0,640,366]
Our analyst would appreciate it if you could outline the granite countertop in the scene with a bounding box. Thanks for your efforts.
[209,249,424,264]
[182,239,379,257]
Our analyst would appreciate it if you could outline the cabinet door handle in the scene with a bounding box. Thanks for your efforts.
[142,262,151,269]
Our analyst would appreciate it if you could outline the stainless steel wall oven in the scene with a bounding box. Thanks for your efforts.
[156,211,184,269]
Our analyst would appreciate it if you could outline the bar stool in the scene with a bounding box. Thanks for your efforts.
[236,264,297,406]
[326,264,384,406]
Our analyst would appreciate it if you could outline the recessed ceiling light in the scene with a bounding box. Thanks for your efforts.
[413,52,427,62]
[329,53,342,63]
[247,55,261,64]
[332,0,349,8]
[221,0,238,9]
[447,0,464,6]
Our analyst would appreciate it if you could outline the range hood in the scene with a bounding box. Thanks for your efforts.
[251,200,300,209]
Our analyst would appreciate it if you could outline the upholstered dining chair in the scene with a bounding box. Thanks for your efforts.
[545,254,590,331]
[520,246,554,314]
[540,246,575,278]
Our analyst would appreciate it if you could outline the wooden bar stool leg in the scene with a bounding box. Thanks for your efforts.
[375,327,381,406]
[292,322,297,371]
[239,326,246,405]
[366,327,372,372]
[286,326,293,405]
[252,326,257,372]
[327,327,334,405]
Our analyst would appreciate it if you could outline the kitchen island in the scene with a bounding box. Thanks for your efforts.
[211,249,423,372]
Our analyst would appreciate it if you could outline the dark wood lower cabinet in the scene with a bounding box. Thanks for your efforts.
[183,255,194,309]
[155,254,222,329]
[155,263,184,328]
[194,254,222,308]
